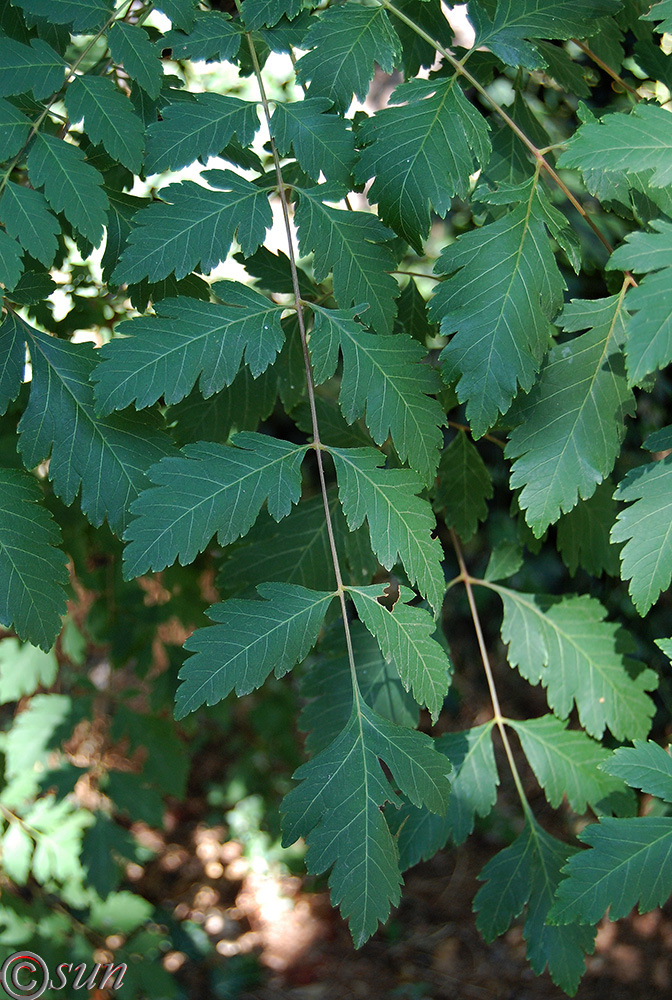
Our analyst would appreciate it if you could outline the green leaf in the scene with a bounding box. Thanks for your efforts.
[66,74,144,173]
[161,11,242,63]
[643,0,672,33]
[241,0,304,30]
[355,77,491,252]
[14,0,114,32]
[310,304,444,483]
[0,96,32,160]
[550,817,672,925]
[0,35,65,100]
[556,480,621,578]
[144,93,260,174]
[295,184,399,335]
[0,180,59,267]
[7,268,56,307]
[93,286,284,414]
[295,4,401,112]
[176,583,335,716]
[155,0,196,31]
[391,722,498,869]
[493,585,657,740]
[0,469,68,651]
[0,637,58,702]
[282,699,450,946]
[348,584,452,721]
[328,446,445,614]
[27,795,91,885]
[435,431,493,541]
[474,818,595,996]
[430,180,565,438]
[603,740,672,802]
[394,277,435,343]
[27,133,109,246]
[81,813,136,897]
[108,22,163,99]
[507,295,634,535]
[612,454,672,614]
[509,714,626,813]
[5,693,73,779]
[1,822,33,886]
[218,489,368,596]
[300,620,419,755]
[271,98,355,189]
[17,319,173,535]
[608,219,672,385]
[471,0,621,69]
[167,364,277,446]
[0,228,23,292]
[113,169,271,284]
[123,433,307,577]
[558,104,672,189]
[0,310,25,412]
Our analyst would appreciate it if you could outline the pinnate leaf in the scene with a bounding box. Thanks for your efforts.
[144,93,260,174]
[66,74,144,173]
[108,22,163,99]
[271,98,355,189]
[507,295,634,535]
[509,715,626,814]
[355,77,491,252]
[329,446,445,614]
[295,4,401,112]
[93,285,284,413]
[123,433,307,577]
[113,169,271,284]
[474,818,595,996]
[176,583,335,717]
[1,180,59,267]
[0,97,32,162]
[430,180,565,438]
[348,584,452,721]
[551,817,672,925]
[282,699,450,946]
[603,740,672,802]
[608,219,672,385]
[0,36,65,100]
[0,468,68,651]
[27,133,109,246]
[310,305,444,483]
[612,453,672,614]
[494,585,657,740]
[435,431,492,541]
[295,185,399,335]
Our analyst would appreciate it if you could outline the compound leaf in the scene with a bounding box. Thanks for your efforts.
[175,582,335,716]
[0,97,32,162]
[0,35,65,100]
[509,715,626,813]
[435,431,493,541]
[507,295,634,535]
[123,433,307,577]
[66,74,144,173]
[310,304,444,483]
[0,468,68,651]
[271,97,355,188]
[603,740,672,802]
[550,817,672,925]
[108,22,163,99]
[429,180,565,438]
[93,285,284,413]
[494,585,657,740]
[608,219,672,385]
[295,3,401,112]
[328,446,445,614]
[612,453,672,614]
[144,93,260,174]
[348,584,452,721]
[474,818,595,996]
[113,169,271,283]
[27,132,109,246]
[355,77,491,252]
[282,698,450,946]
[295,184,399,335]
[1,180,59,267]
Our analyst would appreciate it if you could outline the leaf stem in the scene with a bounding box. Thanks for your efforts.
[570,39,641,100]
[450,530,532,818]
[244,31,360,692]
